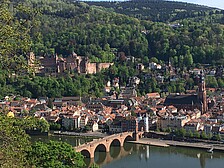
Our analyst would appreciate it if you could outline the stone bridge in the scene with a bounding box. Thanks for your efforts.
[74,131,144,158]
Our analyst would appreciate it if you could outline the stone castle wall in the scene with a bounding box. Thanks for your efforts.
[86,63,97,74]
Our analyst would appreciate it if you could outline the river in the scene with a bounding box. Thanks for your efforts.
[31,135,224,168]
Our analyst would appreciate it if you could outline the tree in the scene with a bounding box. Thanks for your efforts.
[193,131,200,139]
[201,131,208,139]
[91,163,100,168]
[186,130,193,138]
[179,128,186,137]
[165,127,172,133]
[27,141,85,168]
[0,115,31,167]
[206,76,218,88]
[50,122,61,130]
[0,0,36,73]
[186,78,194,90]
[13,117,50,133]
[208,132,213,140]
[214,134,221,141]
[184,53,193,67]
[217,78,224,88]
[150,57,158,63]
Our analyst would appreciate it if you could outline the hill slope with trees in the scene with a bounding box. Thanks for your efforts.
[85,0,221,22]
[0,0,224,99]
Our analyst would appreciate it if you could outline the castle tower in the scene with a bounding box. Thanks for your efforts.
[84,57,89,74]
[197,71,208,113]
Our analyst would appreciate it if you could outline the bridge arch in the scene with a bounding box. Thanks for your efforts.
[119,133,133,147]
[110,146,121,159]
[95,143,107,153]
[123,141,133,152]
[110,138,121,147]
[94,149,107,164]
[124,135,134,142]
[81,149,91,158]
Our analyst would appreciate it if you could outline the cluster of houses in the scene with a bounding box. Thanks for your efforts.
[2,52,224,139]
[1,77,224,139]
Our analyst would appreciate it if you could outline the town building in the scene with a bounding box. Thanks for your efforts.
[158,115,189,130]
[164,71,208,113]
[85,101,104,113]
[138,116,149,132]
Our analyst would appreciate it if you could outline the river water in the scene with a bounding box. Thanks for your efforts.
[31,135,224,168]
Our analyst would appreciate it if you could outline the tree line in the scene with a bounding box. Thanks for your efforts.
[0,115,87,167]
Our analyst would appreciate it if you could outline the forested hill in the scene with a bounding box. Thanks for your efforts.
[2,0,224,66]
[0,0,224,98]
[15,0,149,60]
[84,0,221,22]
[29,0,224,65]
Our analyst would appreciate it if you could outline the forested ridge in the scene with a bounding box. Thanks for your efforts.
[22,0,224,64]
[0,0,224,99]
[3,0,224,64]
[85,0,221,22]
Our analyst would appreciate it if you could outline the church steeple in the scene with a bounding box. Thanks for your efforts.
[198,70,207,113]
[168,57,174,75]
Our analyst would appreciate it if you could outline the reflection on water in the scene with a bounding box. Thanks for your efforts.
[30,134,93,146]
[84,143,134,168]
[31,135,224,168]
[102,143,224,168]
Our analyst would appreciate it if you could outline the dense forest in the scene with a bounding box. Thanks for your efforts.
[2,0,224,64]
[29,0,224,64]
[85,0,221,22]
[0,0,224,99]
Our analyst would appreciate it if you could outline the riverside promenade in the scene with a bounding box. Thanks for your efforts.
[129,138,224,152]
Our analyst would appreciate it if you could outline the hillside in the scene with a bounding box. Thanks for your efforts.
[84,0,220,22]
[30,0,224,64]
[0,0,224,98]
[1,0,224,67]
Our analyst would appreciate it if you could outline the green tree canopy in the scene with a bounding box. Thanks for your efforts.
[0,0,36,73]
[27,141,85,168]
[0,115,31,167]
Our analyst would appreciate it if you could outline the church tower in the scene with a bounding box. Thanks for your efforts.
[168,58,174,75]
[197,71,208,113]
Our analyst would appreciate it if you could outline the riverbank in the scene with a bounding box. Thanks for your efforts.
[128,138,224,152]
[53,131,224,152]
[129,138,169,147]
[53,131,107,138]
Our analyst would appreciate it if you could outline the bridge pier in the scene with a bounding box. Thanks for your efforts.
[89,144,95,158]
[106,140,110,152]
[133,132,139,141]
[106,146,110,153]
[90,151,95,158]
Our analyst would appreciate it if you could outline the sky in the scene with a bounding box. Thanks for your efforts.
[82,0,224,10]
[174,0,224,10]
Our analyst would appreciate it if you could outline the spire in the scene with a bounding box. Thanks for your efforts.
[197,69,207,113]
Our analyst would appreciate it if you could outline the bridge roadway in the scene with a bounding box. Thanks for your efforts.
[74,131,143,158]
